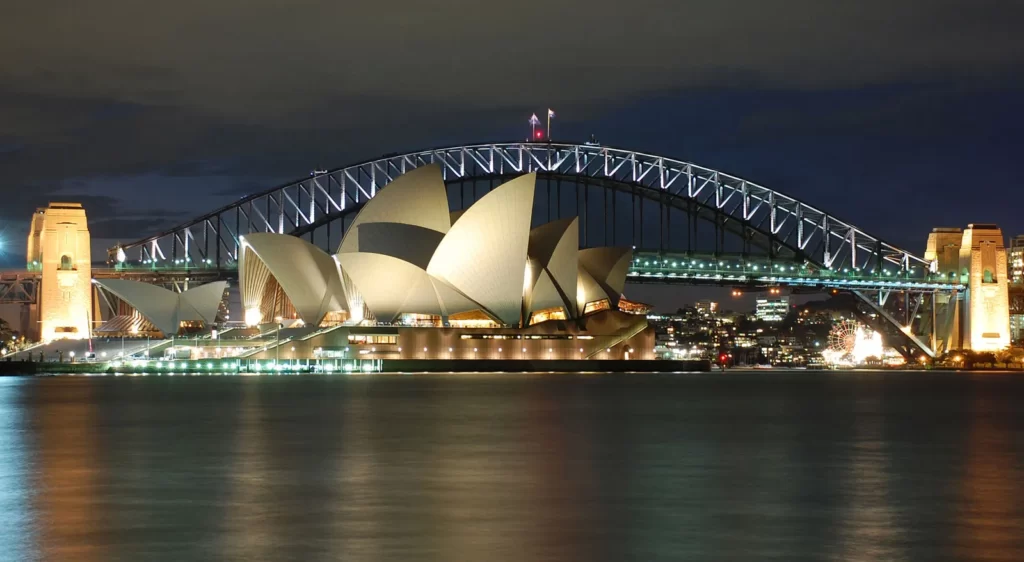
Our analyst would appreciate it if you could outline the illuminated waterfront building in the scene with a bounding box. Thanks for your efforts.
[924,226,1012,352]
[92,279,228,337]
[235,165,653,361]
[695,300,718,317]
[26,203,93,342]
[958,224,1010,352]
[755,296,790,323]
[1009,235,1024,284]
[1010,236,1024,344]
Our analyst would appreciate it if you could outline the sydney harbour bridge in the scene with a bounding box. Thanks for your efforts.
[1,141,996,359]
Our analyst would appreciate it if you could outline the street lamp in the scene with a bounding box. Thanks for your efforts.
[276,323,282,363]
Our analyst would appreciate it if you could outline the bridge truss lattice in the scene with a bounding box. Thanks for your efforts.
[110,142,959,358]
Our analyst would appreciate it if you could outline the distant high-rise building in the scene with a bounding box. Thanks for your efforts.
[694,300,718,317]
[1008,235,1024,344]
[755,296,789,323]
[1008,234,1024,285]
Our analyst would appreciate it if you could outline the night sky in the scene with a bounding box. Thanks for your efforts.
[2,1,1023,309]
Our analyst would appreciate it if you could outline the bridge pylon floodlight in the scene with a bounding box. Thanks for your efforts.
[27,203,93,342]
[959,224,1010,351]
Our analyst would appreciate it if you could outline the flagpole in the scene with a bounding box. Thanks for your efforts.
[529,113,540,141]
[547,111,551,140]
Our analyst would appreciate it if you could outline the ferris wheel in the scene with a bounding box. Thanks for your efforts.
[827,319,859,357]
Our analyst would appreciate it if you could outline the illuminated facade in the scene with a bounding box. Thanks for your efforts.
[1008,235,1024,284]
[923,226,1012,352]
[245,309,655,362]
[925,227,965,280]
[238,233,347,327]
[755,297,789,322]
[26,203,93,342]
[1009,235,1024,345]
[959,224,1010,351]
[695,300,718,317]
[924,227,966,352]
[238,165,649,359]
[246,165,634,329]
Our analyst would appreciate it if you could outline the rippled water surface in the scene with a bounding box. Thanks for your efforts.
[0,370,1022,561]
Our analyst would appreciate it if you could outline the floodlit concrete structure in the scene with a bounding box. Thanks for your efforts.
[925,228,965,280]
[525,217,579,324]
[577,246,632,314]
[239,233,347,327]
[336,252,478,322]
[237,165,648,359]
[94,279,228,337]
[426,173,537,325]
[923,225,1012,352]
[336,164,451,255]
[924,227,966,352]
[245,309,655,362]
[959,224,1010,351]
[26,203,93,342]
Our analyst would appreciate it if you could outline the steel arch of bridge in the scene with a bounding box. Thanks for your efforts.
[109,141,962,359]
[113,141,930,277]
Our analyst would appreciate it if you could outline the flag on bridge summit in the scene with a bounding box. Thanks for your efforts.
[529,113,540,126]
[548,109,555,118]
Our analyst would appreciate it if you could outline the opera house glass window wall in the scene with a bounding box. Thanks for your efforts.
[234,164,654,360]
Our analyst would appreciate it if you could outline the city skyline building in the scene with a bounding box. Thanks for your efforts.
[755,296,790,323]
[695,300,718,317]
[1008,234,1024,285]
[1009,235,1024,344]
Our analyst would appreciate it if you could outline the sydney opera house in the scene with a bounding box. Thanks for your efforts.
[97,165,654,361]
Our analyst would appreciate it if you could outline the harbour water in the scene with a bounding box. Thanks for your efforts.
[0,370,1022,561]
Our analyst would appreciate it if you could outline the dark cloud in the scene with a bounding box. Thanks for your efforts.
[89,216,191,239]
[1,0,1023,310]
[4,2,1022,112]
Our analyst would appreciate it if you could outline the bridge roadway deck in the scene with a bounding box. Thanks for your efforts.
[628,252,964,292]
[5,251,966,305]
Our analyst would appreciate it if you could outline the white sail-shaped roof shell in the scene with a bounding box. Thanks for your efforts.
[526,217,579,318]
[578,247,633,308]
[576,266,607,313]
[337,252,481,322]
[239,233,346,326]
[427,173,536,325]
[527,268,565,318]
[354,222,445,269]
[94,279,227,336]
[178,281,229,326]
[337,164,451,255]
